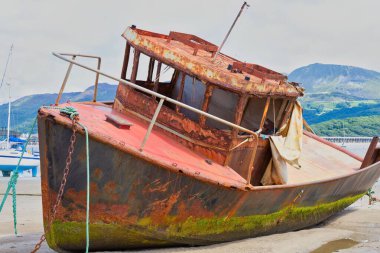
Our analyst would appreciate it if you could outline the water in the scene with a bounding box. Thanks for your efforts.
[340,142,370,157]
[310,239,359,253]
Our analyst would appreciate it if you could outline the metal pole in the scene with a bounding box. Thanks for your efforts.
[212,2,250,61]
[93,58,101,102]
[55,55,76,105]
[6,83,11,150]
[140,98,165,151]
[52,52,256,135]
[0,44,13,89]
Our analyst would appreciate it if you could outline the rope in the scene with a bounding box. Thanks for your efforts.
[76,121,90,253]
[0,117,37,235]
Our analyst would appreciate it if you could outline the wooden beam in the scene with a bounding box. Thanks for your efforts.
[361,137,379,169]
[231,94,249,136]
[276,99,288,127]
[199,84,214,126]
[279,100,294,130]
[259,97,271,131]
[130,49,140,83]
[121,42,131,80]
[153,62,162,93]
[175,72,186,112]
[147,58,155,83]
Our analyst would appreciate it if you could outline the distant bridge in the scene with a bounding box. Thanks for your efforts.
[322,136,373,143]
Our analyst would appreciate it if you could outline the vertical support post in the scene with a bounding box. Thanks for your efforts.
[224,94,249,166]
[55,55,76,105]
[121,42,131,80]
[140,98,165,151]
[232,94,249,135]
[153,62,162,95]
[259,97,271,132]
[246,134,258,185]
[92,57,101,102]
[153,62,162,91]
[279,100,294,130]
[175,72,186,112]
[360,136,379,169]
[130,49,140,83]
[275,99,288,127]
[199,84,214,126]
[147,58,155,83]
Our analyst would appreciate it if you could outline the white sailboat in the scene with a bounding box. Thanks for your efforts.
[0,45,39,177]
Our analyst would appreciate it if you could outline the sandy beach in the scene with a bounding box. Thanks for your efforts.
[0,176,379,253]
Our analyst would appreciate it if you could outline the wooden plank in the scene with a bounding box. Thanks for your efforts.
[361,136,379,169]
[175,72,186,112]
[199,85,214,126]
[153,62,162,93]
[121,42,131,80]
[259,97,271,131]
[147,58,155,83]
[130,49,140,83]
[106,114,133,129]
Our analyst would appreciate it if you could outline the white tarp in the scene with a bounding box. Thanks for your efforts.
[261,101,303,185]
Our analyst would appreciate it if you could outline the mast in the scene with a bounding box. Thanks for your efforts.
[1,44,13,149]
[6,83,11,150]
[212,2,250,61]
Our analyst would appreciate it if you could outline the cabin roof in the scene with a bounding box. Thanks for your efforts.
[122,26,304,98]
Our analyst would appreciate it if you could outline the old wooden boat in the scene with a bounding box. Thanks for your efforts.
[37,26,380,252]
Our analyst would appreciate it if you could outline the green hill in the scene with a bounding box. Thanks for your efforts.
[311,116,380,137]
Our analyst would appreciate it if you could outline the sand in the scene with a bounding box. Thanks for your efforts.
[0,177,379,253]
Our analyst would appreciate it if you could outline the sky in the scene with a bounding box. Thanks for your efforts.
[0,0,379,104]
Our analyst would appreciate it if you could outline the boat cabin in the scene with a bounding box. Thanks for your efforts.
[113,26,304,185]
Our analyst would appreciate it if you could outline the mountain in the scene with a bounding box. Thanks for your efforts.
[0,83,117,134]
[289,63,380,99]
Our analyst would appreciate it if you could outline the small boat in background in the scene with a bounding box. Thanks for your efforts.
[0,45,40,177]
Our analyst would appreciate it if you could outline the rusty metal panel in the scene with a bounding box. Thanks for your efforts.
[122,27,304,98]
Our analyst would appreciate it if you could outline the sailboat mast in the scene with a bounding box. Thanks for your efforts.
[2,44,13,149]
[6,83,11,149]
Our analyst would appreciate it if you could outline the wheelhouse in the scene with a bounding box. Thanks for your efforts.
[113,26,304,185]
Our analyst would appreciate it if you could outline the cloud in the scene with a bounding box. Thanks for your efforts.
[0,0,379,104]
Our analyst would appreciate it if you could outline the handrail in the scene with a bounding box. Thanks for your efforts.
[52,52,257,136]
[55,53,101,105]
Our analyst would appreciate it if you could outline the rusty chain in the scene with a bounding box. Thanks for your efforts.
[32,118,78,253]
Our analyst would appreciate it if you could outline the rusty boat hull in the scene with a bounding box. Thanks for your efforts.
[38,107,380,252]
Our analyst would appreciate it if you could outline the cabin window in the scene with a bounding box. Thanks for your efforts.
[241,97,288,134]
[127,48,177,97]
[205,87,239,130]
[172,72,205,121]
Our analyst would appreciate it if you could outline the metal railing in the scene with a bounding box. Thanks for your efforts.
[55,53,101,105]
[52,52,258,153]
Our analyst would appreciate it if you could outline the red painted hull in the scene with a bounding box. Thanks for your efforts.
[37,105,380,252]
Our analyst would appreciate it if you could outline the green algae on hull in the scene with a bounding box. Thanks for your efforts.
[46,193,364,251]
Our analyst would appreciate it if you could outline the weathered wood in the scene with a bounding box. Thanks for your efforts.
[121,42,131,80]
[275,99,288,127]
[147,58,155,83]
[259,97,271,131]
[224,94,250,166]
[175,73,187,112]
[130,49,140,83]
[153,62,162,93]
[361,136,379,169]
[279,100,294,129]
[199,85,214,126]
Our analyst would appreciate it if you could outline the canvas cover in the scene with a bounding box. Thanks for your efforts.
[261,101,303,185]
